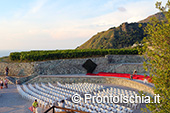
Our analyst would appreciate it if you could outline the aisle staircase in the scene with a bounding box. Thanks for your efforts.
[6,74,38,85]
[6,76,16,84]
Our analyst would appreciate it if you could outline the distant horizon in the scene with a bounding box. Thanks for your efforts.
[0,0,167,50]
[0,48,76,57]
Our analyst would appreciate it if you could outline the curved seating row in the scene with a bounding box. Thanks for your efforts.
[17,82,138,113]
[17,85,48,108]
[57,82,104,94]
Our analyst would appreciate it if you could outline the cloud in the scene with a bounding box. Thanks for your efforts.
[46,27,97,40]
[0,0,166,50]
[118,7,126,12]
[23,0,48,18]
[31,0,48,13]
[102,0,125,10]
[86,0,160,28]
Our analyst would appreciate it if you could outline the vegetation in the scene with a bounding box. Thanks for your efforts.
[138,12,167,23]
[0,56,10,63]
[9,49,138,62]
[78,12,166,50]
[140,1,170,112]
[78,22,147,49]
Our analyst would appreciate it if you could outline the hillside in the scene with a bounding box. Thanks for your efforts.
[138,12,166,23]
[78,12,165,49]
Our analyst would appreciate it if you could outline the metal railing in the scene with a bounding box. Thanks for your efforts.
[44,106,89,113]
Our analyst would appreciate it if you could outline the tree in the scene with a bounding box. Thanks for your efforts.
[141,0,170,112]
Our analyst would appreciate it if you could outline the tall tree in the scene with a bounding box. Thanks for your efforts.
[141,0,170,112]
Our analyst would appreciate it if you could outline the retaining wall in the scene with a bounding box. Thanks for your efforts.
[0,55,146,76]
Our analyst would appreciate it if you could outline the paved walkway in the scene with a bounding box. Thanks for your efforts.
[0,85,32,113]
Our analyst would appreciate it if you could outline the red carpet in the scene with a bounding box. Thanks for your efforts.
[86,72,152,82]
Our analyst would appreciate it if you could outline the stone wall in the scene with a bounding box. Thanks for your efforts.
[0,55,147,76]
[27,75,154,95]
[106,55,146,63]
[0,62,35,76]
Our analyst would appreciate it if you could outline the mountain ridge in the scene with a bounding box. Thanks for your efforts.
[77,12,166,49]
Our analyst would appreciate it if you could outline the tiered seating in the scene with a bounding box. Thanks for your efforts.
[17,85,33,101]
[41,82,70,100]
[57,82,104,94]
[53,82,136,113]
[17,85,48,108]
[62,94,134,113]
[17,82,139,113]
[48,82,77,95]
[95,88,140,111]
[23,84,50,107]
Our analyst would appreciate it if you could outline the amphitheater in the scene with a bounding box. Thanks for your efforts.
[0,55,154,113]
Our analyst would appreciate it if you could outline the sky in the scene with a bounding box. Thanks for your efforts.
[0,0,168,51]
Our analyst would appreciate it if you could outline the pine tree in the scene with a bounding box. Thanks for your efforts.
[141,0,170,112]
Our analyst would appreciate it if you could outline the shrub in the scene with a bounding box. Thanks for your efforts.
[9,49,138,62]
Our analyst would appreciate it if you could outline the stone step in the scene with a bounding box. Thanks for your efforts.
[6,76,16,84]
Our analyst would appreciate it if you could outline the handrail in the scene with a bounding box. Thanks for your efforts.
[44,106,89,113]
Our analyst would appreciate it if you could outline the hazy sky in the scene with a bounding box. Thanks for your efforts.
[0,0,167,50]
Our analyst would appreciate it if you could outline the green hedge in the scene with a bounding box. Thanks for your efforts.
[9,49,138,61]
